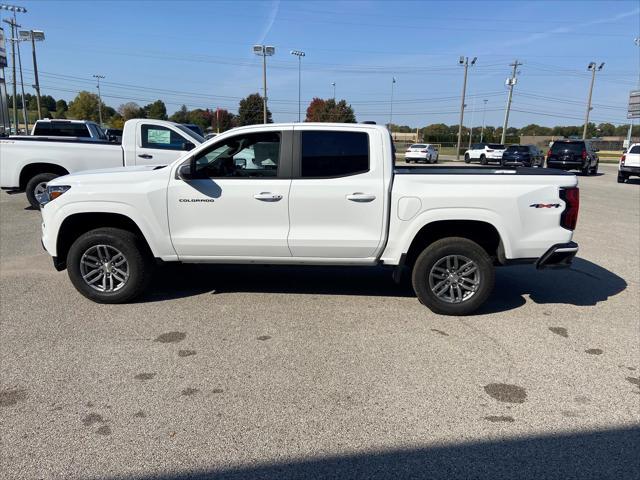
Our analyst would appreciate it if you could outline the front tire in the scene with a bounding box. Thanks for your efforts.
[411,237,495,316]
[67,228,153,304]
[464,154,471,164]
[25,173,58,209]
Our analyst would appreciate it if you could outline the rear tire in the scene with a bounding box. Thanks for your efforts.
[411,237,495,316]
[66,227,153,304]
[464,154,471,164]
[590,160,599,175]
[25,173,58,209]
[617,173,627,183]
[581,163,591,176]
[480,154,487,165]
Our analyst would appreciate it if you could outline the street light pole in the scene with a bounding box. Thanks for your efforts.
[332,82,336,101]
[468,97,476,149]
[1,3,26,133]
[253,45,275,124]
[583,62,604,140]
[14,20,27,133]
[290,50,305,122]
[480,99,488,143]
[93,74,104,125]
[456,56,476,161]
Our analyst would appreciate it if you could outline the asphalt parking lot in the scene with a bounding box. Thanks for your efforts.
[1,162,639,480]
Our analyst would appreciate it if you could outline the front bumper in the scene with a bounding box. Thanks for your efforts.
[535,241,578,269]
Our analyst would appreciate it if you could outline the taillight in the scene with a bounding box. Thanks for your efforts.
[620,154,626,166]
[546,149,552,158]
[581,150,587,160]
[559,187,579,230]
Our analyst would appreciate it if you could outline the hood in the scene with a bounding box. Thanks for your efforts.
[48,165,168,186]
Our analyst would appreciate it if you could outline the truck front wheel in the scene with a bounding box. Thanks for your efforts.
[25,173,58,209]
[66,228,153,304]
[411,237,495,316]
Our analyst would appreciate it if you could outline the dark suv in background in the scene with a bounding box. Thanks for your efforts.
[501,145,544,167]
[546,140,599,175]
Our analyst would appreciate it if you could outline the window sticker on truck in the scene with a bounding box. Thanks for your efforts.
[148,129,171,144]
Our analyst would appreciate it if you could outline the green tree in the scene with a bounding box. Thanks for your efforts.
[237,93,271,125]
[143,100,168,120]
[169,104,190,124]
[596,123,616,136]
[108,113,124,129]
[67,91,105,122]
[55,99,68,111]
[118,102,145,121]
[41,95,57,112]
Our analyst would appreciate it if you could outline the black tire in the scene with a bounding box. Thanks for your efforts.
[406,159,411,164]
[480,154,487,165]
[66,227,153,304]
[411,237,495,316]
[581,163,591,176]
[464,154,471,164]
[25,173,58,209]
[590,160,599,175]
[617,173,627,183]
[433,155,438,164]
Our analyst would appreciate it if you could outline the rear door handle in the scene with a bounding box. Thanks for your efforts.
[346,193,376,202]
[254,192,282,202]
[138,154,153,159]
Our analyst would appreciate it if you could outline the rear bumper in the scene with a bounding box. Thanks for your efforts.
[547,160,584,170]
[535,241,578,269]
[620,165,640,175]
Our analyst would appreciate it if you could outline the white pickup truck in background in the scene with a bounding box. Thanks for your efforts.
[30,119,108,141]
[38,123,580,315]
[0,119,203,208]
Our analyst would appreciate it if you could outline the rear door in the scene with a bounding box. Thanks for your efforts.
[135,123,196,165]
[287,127,385,259]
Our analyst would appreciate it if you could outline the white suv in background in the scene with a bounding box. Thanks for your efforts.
[618,143,640,183]
[405,144,439,163]
[464,143,506,165]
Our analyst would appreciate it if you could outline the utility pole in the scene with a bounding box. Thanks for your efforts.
[93,74,104,126]
[456,56,476,161]
[389,76,396,130]
[468,97,476,149]
[501,60,522,145]
[331,82,336,101]
[480,99,488,143]
[582,62,604,140]
[21,30,44,119]
[290,50,305,122]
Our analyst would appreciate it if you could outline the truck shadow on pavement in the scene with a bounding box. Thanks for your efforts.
[144,257,626,314]
[105,426,639,480]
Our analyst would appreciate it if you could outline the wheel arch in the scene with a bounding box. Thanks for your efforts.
[19,163,70,190]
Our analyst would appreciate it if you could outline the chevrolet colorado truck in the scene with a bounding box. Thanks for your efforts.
[38,123,580,315]
[0,119,203,208]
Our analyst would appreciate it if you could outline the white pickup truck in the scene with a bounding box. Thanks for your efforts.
[38,123,580,315]
[0,119,203,208]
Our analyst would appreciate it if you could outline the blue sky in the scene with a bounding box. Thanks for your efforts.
[2,0,639,128]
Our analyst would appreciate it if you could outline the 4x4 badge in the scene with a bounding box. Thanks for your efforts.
[530,203,561,208]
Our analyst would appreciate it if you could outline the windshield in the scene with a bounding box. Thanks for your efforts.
[174,124,204,144]
[551,141,584,153]
[506,146,529,153]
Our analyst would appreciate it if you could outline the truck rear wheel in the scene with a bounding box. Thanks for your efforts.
[411,237,495,316]
[66,227,153,304]
[25,173,58,209]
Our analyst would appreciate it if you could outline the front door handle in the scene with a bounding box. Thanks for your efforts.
[138,154,153,159]
[254,192,282,202]
[346,193,376,202]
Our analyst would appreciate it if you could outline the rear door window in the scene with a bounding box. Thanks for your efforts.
[33,122,91,137]
[301,131,369,178]
[629,145,640,154]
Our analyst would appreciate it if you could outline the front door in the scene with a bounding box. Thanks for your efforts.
[287,128,385,259]
[167,128,292,258]
[135,123,195,166]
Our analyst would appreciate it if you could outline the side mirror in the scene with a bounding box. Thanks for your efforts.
[178,158,196,180]
[182,141,195,151]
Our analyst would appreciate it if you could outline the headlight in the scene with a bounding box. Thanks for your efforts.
[39,185,71,207]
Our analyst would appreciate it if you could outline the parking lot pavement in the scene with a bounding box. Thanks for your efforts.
[1,163,638,479]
